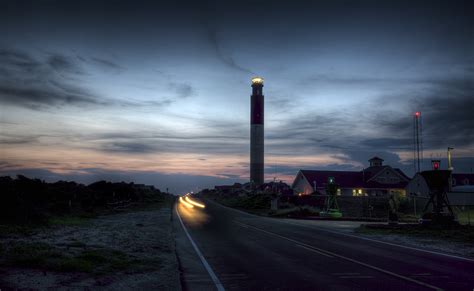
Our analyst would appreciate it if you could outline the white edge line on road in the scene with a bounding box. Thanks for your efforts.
[176,204,225,291]
[234,221,442,291]
[209,200,474,263]
[279,219,474,263]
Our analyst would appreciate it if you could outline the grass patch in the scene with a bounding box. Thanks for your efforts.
[0,224,38,238]
[455,208,474,226]
[48,216,91,226]
[57,257,94,272]
[269,206,320,218]
[125,199,173,212]
[0,242,159,274]
[3,241,62,268]
[356,224,474,244]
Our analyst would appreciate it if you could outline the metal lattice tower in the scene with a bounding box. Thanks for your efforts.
[413,112,423,173]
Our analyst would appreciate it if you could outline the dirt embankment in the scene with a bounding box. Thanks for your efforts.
[0,207,181,290]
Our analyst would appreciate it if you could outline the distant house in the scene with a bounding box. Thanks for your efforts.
[292,157,410,197]
[214,183,243,193]
[260,181,292,195]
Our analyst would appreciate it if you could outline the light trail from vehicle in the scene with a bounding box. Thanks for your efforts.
[179,196,194,208]
[185,196,206,208]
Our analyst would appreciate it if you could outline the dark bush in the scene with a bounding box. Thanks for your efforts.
[0,175,169,225]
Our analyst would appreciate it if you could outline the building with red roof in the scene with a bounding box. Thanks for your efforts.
[292,157,410,197]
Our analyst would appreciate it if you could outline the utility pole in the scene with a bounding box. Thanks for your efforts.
[447,147,454,171]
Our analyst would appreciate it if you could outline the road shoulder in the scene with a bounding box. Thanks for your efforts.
[0,207,181,289]
[173,203,217,290]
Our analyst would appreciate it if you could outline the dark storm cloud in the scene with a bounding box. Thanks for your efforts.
[0,48,180,110]
[360,138,413,151]
[95,137,246,155]
[139,99,174,107]
[216,173,242,179]
[0,48,108,109]
[87,128,247,156]
[90,57,123,71]
[264,74,473,175]
[337,150,404,169]
[377,77,474,150]
[0,0,472,190]
[100,142,158,154]
[304,75,397,86]
[270,163,362,178]
[168,82,194,98]
[266,112,351,145]
[0,50,40,74]
[47,54,83,74]
[207,29,254,74]
[0,134,39,145]
[75,55,123,72]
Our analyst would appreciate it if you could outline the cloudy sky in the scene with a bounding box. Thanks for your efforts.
[0,0,473,193]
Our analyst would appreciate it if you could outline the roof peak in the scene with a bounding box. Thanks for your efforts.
[369,156,384,161]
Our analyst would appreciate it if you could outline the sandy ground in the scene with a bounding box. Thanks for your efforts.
[0,207,181,290]
[284,218,474,258]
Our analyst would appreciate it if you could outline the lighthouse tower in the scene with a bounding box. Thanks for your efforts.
[250,77,264,186]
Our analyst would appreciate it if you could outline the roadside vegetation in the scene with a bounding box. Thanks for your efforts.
[453,207,474,225]
[203,191,321,217]
[0,175,179,289]
[203,191,272,215]
[268,205,320,218]
[0,175,174,227]
[0,241,160,274]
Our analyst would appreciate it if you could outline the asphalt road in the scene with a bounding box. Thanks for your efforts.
[174,197,474,291]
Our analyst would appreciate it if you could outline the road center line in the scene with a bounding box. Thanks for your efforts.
[234,220,442,291]
[176,204,225,291]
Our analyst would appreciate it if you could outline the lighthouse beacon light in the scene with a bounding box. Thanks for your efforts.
[251,77,264,84]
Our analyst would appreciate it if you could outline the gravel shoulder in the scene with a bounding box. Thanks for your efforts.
[0,206,181,290]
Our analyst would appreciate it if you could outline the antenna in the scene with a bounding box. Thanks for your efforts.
[420,113,423,170]
[413,112,422,173]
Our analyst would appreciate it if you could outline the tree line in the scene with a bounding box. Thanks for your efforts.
[0,175,172,224]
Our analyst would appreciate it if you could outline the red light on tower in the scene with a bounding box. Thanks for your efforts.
[431,160,440,170]
[415,111,420,117]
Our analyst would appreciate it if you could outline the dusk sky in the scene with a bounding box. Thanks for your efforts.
[1,0,473,193]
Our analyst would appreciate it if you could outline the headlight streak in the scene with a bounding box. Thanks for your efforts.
[179,196,194,208]
[185,196,206,208]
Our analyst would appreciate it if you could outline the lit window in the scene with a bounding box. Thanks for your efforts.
[358,189,362,194]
